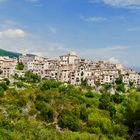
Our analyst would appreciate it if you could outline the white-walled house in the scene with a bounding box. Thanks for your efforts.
[0,53,140,88]
[0,57,17,79]
[59,52,77,65]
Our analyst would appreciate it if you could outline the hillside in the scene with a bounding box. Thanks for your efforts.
[0,72,140,140]
[0,49,34,58]
[0,49,20,57]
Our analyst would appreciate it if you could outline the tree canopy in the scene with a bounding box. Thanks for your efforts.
[0,76,139,140]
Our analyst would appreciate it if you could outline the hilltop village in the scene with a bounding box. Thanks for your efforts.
[0,52,140,140]
[0,52,139,88]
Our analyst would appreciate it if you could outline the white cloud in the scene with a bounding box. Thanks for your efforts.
[0,0,6,3]
[87,17,107,22]
[81,16,107,22]
[25,0,43,7]
[31,51,47,57]
[77,45,140,66]
[90,0,140,9]
[104,45,129,51]
[0,20,23,30]
[0,29,26,39]
[127,27,140,31]
[103,0,140,7]
[76,45,129,63]
[25,0,39,3]
[28,42,71,58]
[47,42,69,53]
[0,34,138,66]
[108,57,120,64]
[48,26,56,33]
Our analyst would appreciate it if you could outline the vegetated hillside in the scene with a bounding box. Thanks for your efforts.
[0,72,140,140]
[0,48,35,58]
[0,49,20,57]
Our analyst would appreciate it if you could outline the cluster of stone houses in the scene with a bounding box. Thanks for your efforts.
[0,56,17,80]
[0,52,140,87]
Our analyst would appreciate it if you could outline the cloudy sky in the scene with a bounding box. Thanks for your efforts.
[0,0,140,67]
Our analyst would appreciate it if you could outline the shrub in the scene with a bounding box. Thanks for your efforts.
[85,91,94,98]
[0,86,4,97]
[36,101,54,122]
[58,109,81,131]
[0,82,8,91]
[16,62,24,70]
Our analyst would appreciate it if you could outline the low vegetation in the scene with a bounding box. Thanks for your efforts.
[0,72,140,140]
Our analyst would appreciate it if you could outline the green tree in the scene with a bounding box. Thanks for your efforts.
[129,81,134,89]
[116,84,125,93]
[58,109,81,131]
[111,93,124,104]
[99,93,116,118]
[40,80,61,91]
[80,104,88,122]
[99,93,111,110]
[0,82,8,91]
[16,62,24,70]
[95,81,100,87]
[0,86,4,97]
[85,91,94,98]
[25,71,40,83]
[36,101,54,122]
[13,73,19,79]
[125,93,140,139]
[81,78,88,86]
[3,78,10,85]
[115,76,123,85]
[16,81,24,88]
[104,84,112,92]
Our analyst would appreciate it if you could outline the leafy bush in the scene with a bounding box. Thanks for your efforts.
[115,77,123,85]
[111,93,124,104]
[25,71,41,83]
[36,101,54,122]
[16,62,24,70]
[0,86,4,97]
[58,109,81,131]
[0,77,139,139]
[116,84,125,93]
[40,80,62,91]
[85,91,94,98]
[3,78,10,85]
[0,82,8,91]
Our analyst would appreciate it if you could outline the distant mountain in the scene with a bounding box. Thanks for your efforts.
[0,49,21,57]
[0,49,35,58]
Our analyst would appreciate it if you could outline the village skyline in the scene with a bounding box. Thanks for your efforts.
[0,0,140,67]
[0,51,140,91]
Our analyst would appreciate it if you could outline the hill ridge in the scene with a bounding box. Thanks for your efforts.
[0,48,20,57]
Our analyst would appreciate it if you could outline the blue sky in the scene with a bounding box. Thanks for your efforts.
[0,0,140,67]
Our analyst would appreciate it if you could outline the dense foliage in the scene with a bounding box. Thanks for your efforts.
[0,73,140,140]
[16,62,24,70]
